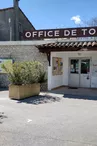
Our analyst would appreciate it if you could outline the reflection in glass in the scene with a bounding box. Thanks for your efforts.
[81,59,90,74]
[70,59,79,74]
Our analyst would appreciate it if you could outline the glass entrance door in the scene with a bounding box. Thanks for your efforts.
[80,59,90,88]
[69,59,80,87]
[69,58,91,88]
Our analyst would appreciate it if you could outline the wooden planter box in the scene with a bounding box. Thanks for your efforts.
[9,83,40,100]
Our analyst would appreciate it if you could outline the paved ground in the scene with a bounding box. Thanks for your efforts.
[0,90,97,146]
[51,87,97,97]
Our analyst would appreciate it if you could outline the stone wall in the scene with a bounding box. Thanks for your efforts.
[0,45,48,87]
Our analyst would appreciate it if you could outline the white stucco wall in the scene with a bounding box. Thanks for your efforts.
[48,51,97,90]
[48,52,64,90]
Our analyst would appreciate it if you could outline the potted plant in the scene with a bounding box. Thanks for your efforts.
[2,61,46,100]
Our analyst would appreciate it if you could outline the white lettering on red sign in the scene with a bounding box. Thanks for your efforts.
[54,30,60,37]
[81,29,87,35]
[38,31,43,37]
[25,32,31,38]
[24,27,97,39]
[47,31,53,37]
[32,31,37,37]
[64,30,70,36]
[44,31,47,37]
[71,29,77,36]
[89,28,96,35]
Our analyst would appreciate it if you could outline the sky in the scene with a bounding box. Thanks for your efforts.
[0,0,97,29]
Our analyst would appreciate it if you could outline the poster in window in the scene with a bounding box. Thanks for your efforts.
[52,57,63,75]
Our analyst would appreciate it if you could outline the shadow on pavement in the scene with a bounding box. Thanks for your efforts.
[0,112,7,124]
[64,94,97,101]
[17,95,61,105]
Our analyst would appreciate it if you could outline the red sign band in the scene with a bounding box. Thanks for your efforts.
[23,26,97,40]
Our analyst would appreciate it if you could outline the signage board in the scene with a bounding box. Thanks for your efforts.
[23,26,97,40]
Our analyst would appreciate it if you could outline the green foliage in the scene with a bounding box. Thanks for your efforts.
[1,61,47,85]
[38,70,47,83]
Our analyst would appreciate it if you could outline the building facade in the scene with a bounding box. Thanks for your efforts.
[0,4,35,41]
[38,39,97,90]
[0,39,97,90]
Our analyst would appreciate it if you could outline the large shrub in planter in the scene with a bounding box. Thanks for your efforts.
[2,61,47,85]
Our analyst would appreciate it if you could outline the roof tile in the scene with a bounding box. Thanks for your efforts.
[38,41,97,49]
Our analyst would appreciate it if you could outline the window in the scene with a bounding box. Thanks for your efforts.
[81,59,90,74]
[70,59,79,74]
